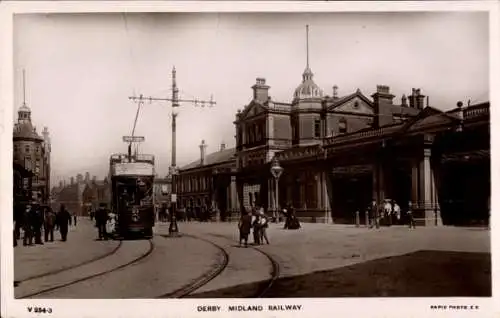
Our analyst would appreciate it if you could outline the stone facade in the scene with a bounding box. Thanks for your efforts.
[179,71,489,226]
[13,101,51,206]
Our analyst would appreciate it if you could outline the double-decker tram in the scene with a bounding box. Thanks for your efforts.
[109,150,155,239]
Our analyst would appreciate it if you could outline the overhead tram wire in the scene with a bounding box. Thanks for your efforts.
[122,12,143,155]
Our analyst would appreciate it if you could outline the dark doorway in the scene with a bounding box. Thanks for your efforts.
[439,160,490,226]
[329,174,372,224]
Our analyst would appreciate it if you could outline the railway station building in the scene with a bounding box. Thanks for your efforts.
[177,67,490,227]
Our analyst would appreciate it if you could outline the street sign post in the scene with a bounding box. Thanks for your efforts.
[123,136,145,143]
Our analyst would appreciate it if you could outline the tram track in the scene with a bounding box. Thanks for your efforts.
[158,233,280,298]
[158,234,229,298]
[19,239,155,299]
[16,240,123,284]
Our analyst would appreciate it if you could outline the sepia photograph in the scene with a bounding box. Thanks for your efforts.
[1,1,496,317]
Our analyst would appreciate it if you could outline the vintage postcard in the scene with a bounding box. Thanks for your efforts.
[1,1,497,317]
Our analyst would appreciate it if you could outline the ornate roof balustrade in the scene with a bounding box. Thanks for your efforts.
[276,144,323,162]
[267,101,292,113]
[323,124,403,146]
[463,103,489,120]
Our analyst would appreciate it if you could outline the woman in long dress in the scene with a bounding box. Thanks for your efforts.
[106,212,117,239]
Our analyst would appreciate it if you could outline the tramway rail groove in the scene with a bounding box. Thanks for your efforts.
[158,233,280,298]
[17,241,124,284]
[158,234,229,298]
[20,239,155,299]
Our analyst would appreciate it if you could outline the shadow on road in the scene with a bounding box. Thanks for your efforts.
[187,250,491,298]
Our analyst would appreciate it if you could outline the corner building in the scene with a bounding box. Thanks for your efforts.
[13,102,51,205]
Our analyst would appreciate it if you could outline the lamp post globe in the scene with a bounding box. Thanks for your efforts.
[270,157,283,222]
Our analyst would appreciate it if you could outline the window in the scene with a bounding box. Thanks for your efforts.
[339,118,347,134]
[354,101,359,108]
[25,145,30,153]
[314,119,321,138]
[14,144,18,152]
[36,146,39,154]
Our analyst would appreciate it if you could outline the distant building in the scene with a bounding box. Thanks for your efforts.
[13,75,51,206]
[177,141,238,221]
[153,176,172,208]
[54,174,110,216]
[82,177,111,214]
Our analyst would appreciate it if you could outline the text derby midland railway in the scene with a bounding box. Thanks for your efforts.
[197,305,303,312]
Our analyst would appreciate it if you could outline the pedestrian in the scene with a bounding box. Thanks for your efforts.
[369,199,379,229]
[259,210,270,245]
[68,212,72,226]
[73,214,77,226]
[386,200,393,226]
[44,207,56,242]
[408,201,416,229]
[282,206,292,229]
[393,201,401,224]
[32,204,44,245]
[106,211,116,239]
[238,209,252,247]
[13,205,18,247]
[95,203,108,240]
[22,204,33,246]
[252,211,261,245]
[56,204,71,241]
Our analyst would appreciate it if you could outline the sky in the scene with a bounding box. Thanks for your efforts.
[13,12,489,185]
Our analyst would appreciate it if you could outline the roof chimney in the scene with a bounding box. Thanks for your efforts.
[199,140,207,165]
[220,141,226,152]
[401,94,408,107]
[92,175,97,183]
[333,85,338,99]
[85,172,90,182]
[409,88,425,110]
[70,177,74,185]
[252,78,270,103]
[371,85,395,128]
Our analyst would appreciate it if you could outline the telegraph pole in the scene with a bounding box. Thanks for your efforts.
[129,66,216,237]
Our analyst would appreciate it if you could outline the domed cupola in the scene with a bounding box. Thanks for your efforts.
[292,25,323,102]
[13,70,42,141]
[293,67,324,100]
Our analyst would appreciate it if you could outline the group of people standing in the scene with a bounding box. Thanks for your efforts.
[14,203,74,247]
[92,203,117,240]
[237,204,302,247]
[366,199,416,229]
[238,207,270,247]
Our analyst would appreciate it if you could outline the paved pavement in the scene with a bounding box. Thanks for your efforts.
[167,221,490,280]
[14,218,120,282]
[13,219,490,298]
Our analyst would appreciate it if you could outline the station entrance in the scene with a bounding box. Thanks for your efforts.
[438,158,490,226]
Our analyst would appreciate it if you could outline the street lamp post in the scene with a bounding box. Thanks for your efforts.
[270,157,283,223]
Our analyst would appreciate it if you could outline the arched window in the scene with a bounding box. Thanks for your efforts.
[339,118,347,134]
